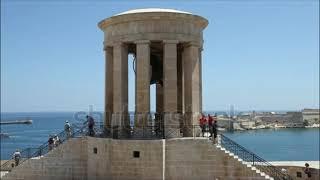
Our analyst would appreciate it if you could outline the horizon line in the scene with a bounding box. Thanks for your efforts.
[1,108,319,114]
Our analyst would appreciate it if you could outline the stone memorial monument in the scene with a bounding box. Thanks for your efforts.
[98,8,208,137]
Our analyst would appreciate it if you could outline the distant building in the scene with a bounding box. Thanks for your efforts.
[302,109,320,125]
[240,121,255,129]
[255,112,303,127]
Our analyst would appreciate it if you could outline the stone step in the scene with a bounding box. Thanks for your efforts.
[214,145,271,179]
[221,153,273,179]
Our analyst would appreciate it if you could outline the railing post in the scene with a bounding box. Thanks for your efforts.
[193,125,195,139]
[252,154,255,165]
[162,125,165,139]
[142,126,144,138]
[27,148,30,158]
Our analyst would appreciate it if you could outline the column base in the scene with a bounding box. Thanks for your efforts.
[163,113,182,138]
[111,113,130,139]
[182,112,201,137]
[132,113,156,138]
[104,111,112,130]
[134,113,152,127]
[131,127,155,139]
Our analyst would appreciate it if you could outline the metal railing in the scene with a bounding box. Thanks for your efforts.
[219,134,292,180]
[91,122,210,139]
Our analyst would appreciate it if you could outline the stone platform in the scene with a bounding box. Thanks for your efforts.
[2,137,271,180]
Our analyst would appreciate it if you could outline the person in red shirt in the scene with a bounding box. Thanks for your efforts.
[208,114,214,137]
[199,114,207,137]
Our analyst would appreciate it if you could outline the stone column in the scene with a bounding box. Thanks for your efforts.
[112,42,129,137]
[183,42,201,137]
[163,40,180,137]
[199,47,203,113]
[104,46,113,129]
[135,40,151,128]
[177,46,184,128]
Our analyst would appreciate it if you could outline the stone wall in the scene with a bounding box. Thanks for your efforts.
[275,165,320,180]
[2,137,270,180]
[3,138,88,180]
[86,137,164,180]
[165,138,266,180]
[302,109,320,125]
[108,139,163,180]
[87,138,111,180]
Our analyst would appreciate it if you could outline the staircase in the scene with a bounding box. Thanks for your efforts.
[164,137,274,180]
[2,138,88,180]
[216,134,292,180]
[215,144,273,179]
[0,122,88,175]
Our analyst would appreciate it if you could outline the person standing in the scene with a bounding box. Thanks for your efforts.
[208,114,214,138]
[64,120,72,138]
[212,120,218,144]
[304,163,312,178]
[86,115,95,136]
[199,114,207,137]
[53,134,60,147]
[48,135,54,151]
[12,149,21,166]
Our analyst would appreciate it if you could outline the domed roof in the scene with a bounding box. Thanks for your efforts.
[98,8,207,30]
[115,8,192,16]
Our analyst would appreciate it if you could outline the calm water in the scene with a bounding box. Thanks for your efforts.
[0,112,85,160]
[224,128,320,161]
[1,112,319,161]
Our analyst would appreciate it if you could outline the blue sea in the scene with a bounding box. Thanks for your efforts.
[1,112,319,161]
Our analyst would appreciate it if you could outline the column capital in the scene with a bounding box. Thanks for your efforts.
[135,40,150,44]
[113,41,127,47]
[163,40,179,44]
[103,41,109,51]
[183,41,201,48]
[104,46,113,51]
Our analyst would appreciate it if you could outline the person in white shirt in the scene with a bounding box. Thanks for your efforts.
[12,149,21,166]
[64,120,72,138]
[53,134,60,147]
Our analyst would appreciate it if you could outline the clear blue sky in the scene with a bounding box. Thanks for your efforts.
[1,0,319,112]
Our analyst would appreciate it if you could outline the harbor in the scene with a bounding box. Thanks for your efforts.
[1,112,319,161]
